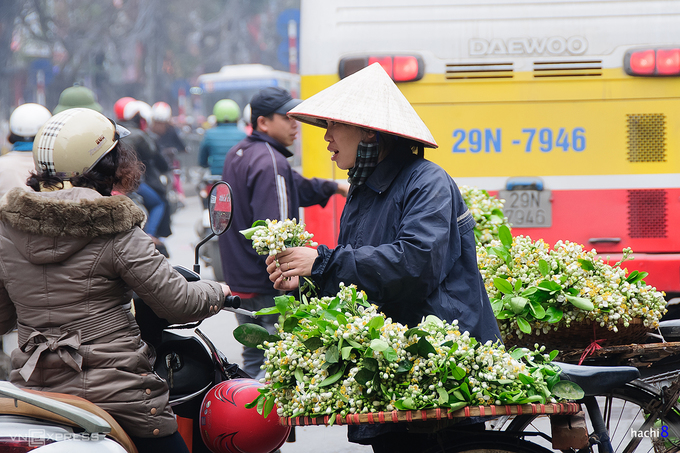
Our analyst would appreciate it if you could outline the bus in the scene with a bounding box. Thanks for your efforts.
[194,63,300,121]
[298,0,680,299]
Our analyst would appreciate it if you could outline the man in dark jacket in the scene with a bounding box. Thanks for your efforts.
[219,87,348,379]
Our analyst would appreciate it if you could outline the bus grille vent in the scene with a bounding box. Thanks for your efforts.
[627,114,666,162]
[533,60,602,78]
[446,62,513,79]
[628,189,667,239]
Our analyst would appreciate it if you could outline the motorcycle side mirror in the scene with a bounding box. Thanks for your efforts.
[195,181,233,274]
[208,181,233,236]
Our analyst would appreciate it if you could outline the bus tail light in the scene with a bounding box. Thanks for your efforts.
[657,49,680,75]
[625,48,680,76]
[339,55,424,82]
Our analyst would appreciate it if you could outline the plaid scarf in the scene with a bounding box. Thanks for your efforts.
[347,141,380,186]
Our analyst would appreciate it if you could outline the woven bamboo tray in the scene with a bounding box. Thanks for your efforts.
[280,402,582,426]
[503,318,650,351]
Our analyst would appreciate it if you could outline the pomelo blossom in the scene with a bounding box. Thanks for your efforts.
[240,218,317,261]
[235,284,564,420]
[477,227,667,343]
[459,185,510,245]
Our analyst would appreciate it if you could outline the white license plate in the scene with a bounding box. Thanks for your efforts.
[498,190,552,228]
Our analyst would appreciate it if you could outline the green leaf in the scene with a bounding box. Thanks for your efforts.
[493,277,515,295]
[545,307,563,323]
[319,368,344,387]
[516,316,532,334]
[551,380,585,400]
[355,368,376,385]
[233,324,275,348]
[282,317,299,332]
[490,298,504,315]
[451,366,466,380]
[368,316,384,330]
[255,306,280,315]
[417,337,436,357]
[251,220,267,227]
[578,258,595,271]
[263,396,275,418]
[566,295,595,311]
[529,300,546,319]
[382,347,398,362]
[245,393,263,409]
[448,401,468,412]
[363,358,378,372]
[518,373,535,385]
[514,279,523,292]
[396,360,413,373]
[521,287,538,297]
[370,339,389,352]
[274,295,292,314]
[509,296,529,314]
[538,259,550,277]
[405,328,430,338]
[495,309,515,320]
[325,344,339,363]
[304,337,324,351]
[342,346,353,360]
[537,280,562,293]
[239,225,264,240]
[346,339,362,349]
[499,225,513,248]
[510,348,527,360]
[549,350,559,361]
[437,387,449,405]
[294,368,304,383]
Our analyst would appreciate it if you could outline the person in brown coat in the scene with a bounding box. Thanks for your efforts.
[0,108,231,453]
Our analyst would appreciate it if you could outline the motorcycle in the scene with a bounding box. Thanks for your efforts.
[0,182,289,453]
[195,172,225,281]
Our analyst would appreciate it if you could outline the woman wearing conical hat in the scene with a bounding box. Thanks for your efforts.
[266,64,501,450]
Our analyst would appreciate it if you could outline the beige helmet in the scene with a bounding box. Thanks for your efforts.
[288,63,437,148]
[33,108,130,179]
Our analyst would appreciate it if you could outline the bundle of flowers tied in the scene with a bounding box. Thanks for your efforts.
[236,218,580,422]
[477,225,667,352]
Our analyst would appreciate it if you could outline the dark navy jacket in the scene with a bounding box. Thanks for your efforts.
[219,131,338,294]
[312,147,500,343]
[312,146,500,444]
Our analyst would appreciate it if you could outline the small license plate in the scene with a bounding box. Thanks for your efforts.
[498,190,552,228]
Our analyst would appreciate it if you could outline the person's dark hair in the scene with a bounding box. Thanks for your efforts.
[378,132,424,159]
[7,132,33,145]
[27,141,144,196]
[252,113,275,132]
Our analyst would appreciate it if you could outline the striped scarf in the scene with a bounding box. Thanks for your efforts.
[347,141,379,186]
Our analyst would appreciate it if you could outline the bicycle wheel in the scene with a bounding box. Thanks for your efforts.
[423,433,555,453]
[506,380,680,452]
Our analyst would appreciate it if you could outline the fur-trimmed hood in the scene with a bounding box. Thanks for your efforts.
[0,187,145,264]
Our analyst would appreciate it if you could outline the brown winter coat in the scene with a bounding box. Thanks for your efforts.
[0,187,225,438]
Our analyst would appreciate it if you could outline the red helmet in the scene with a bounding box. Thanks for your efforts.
[200,379,290,453]
[114,97,136,120]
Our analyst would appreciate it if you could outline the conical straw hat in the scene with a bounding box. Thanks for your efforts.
[288,63,437,148]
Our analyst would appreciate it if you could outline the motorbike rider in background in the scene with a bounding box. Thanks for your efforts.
[0,108,231,453]
[52,84,103,114]
[198,99,247,177]
[0,103,52,198]
[150,101,187,207]
[116,98,173,256]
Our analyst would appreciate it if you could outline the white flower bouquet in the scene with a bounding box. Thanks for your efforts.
[240,218,317,261]
[477,226,667,348]
[234,284,575,422]
[459,185,510,245]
